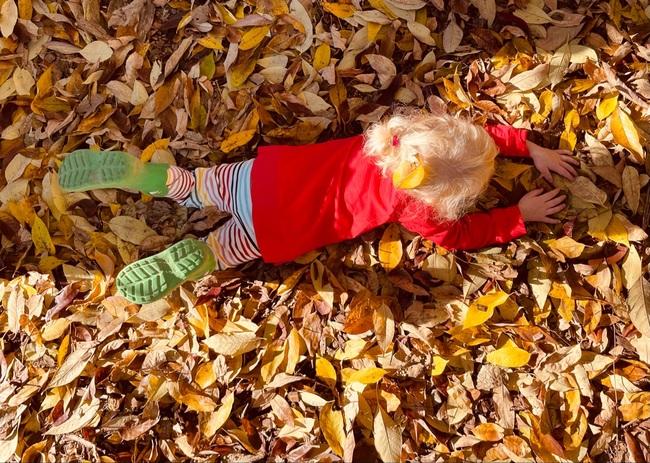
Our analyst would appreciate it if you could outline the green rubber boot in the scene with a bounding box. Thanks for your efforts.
[58,150,170,196]
[116,239,216,304]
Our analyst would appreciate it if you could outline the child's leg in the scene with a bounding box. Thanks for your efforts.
[166,161,259,249]
[115,160,261,304]
[116,218,260,304]
[116,238,216,304]
[205,217,261,268]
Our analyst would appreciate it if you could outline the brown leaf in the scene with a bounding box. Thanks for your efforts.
[443,14,463,53]
[622,165,640,214]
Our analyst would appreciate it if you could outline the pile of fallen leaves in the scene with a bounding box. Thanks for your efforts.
[1,0,650,461]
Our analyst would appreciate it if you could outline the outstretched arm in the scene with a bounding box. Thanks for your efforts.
[400,205,527,251]
[398,188,567,251]
[484,124,531,158]
[485,124,579,183]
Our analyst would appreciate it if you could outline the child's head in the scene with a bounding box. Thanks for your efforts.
[364,110,498,221]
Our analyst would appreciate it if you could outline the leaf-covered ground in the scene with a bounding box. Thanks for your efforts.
[2,0,650,461]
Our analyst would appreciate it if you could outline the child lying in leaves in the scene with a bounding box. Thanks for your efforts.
[58,110,578,304]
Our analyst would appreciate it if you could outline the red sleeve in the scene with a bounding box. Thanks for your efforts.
[484,124,530,158]
[398,204,527,251]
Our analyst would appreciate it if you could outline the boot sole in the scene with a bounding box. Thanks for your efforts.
[116,239,215,304]
[59,150,140,192]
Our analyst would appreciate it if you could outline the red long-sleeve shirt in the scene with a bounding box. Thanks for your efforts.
[250,124,530,264]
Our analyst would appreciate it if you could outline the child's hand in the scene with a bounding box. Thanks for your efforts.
[527,141,579,183]
[518,188,566,223]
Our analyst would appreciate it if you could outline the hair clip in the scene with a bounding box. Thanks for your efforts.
[391,135,400,147]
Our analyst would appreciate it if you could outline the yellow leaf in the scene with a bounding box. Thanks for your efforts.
[57,333,70,367]
[310,260,334,308]
[546,236,585,259]
[345,367,386,384]
[31,215,55,255]
[228,57,258,89]
[313,42,331,71]
[442,76,471,108]
[17,0,31,20]
[7,198,34,224]
[176,11,192,31]
[531,89,553,124]
[463,304,494,328]
[259,0,289,15]
[215,4,236,24]
[39,255,65,273]
[76,104,114,133]
[245,108,259,130]
[472,423,505,441]
[36,64,53,96]
[368,0,396,18]
[220,129,256,154]
[463,290,509,328]
[320,403,346,457]
[620,403,650,421]
[198,34,224,50]
[32,96,71,115]
[559,129,577,150]
[379,223,402,271]
[367,22,383,41]
[201,392,234,438]
[170,386,217,412]
[476,290,510,310]
[335,341,369,361]
[141,138,169,162]
[239,25,270,51]
[194,362,216,389]
[277,266,307,295]
[200,53,216,79]
[392,155,426,189]
[606,214,629,246]
[596,92,618,120]
[486,338,531,368]
[316,356,337,388]
[189,89,206,130]
[260,342,286,382]
[285,328,304,374]
[323,1,356,18]
[431,355,448,376]
[611,106,644,162]
[570,78,595,93]
[564,109,580,129]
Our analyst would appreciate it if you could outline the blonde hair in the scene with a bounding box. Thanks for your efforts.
[364,109,498,221]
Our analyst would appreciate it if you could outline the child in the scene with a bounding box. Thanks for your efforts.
[58,111,578,304]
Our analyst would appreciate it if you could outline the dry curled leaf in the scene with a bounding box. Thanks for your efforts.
[79,41,113,63]
[0,0,18,37]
